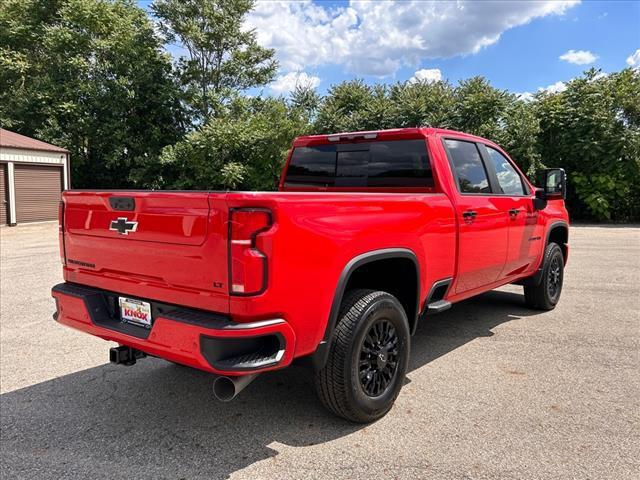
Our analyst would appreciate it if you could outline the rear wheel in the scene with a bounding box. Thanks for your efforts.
[524,242,564,310]
[314,289,410,423]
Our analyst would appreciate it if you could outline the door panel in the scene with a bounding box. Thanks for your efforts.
[442,138,510,294]
[479,144,543,279]
[490,196,541,277]
[455,197,509,293]
[506,198,542,277]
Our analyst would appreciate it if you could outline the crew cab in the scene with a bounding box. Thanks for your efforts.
[52,128,569,422]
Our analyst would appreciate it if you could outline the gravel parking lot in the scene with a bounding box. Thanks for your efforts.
[1,222,639,479]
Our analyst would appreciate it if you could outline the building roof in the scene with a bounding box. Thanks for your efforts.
[0,128,69,153]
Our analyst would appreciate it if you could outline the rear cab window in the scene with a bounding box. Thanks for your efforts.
[284,139,434,189]
[284,145,336,186]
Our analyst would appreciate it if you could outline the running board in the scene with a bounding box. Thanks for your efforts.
[426,300,452,314]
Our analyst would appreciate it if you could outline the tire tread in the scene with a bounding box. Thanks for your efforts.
[315,289,398,422]
[524,242,564,310]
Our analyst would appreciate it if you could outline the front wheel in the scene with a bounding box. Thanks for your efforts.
[524,242,565,310]
[314,289,410,423]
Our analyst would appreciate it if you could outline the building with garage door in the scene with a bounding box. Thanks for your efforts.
[0,128,70,226]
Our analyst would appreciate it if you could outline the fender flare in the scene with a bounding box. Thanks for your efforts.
[310,248,420,370]
[548,220,569,252]
[521,220,569,286]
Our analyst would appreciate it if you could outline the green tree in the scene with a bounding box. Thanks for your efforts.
[495,99,543,177]
[152,0,278,123]
[389,79,455,128]
[535,69,640,220]
[0,0,184,188]
[140,96,308,191]
[451,76,511,139]
[314,80,375,133]
[289,83,322,124]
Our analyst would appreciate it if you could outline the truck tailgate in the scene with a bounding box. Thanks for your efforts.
[61,191,230,313]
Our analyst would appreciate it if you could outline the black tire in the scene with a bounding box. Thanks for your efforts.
[314,289,410,423]
[524,242,564,310]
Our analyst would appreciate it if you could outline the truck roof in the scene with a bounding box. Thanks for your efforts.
[293,127,493,147]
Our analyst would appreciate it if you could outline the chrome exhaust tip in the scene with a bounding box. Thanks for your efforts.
[212,373,258,402]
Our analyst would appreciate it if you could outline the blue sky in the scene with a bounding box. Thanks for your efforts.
[140,0,640,96]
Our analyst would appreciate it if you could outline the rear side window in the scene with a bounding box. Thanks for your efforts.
[444,139,490,194]
[368,140,432,187]
[284,139,433,188]
[485,147,526,196]
[285,145,336,186]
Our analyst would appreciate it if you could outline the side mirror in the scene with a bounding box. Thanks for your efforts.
[533,168,566,210]
[543,168,566,200]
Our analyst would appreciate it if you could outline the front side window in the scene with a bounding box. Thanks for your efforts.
[444,139,490,194]
[485,147,526,196]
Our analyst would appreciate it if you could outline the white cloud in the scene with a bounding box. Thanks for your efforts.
[516,92,535,102]
[270,71,321,94]
[540,81,567,94]
[559,49,597,65]
[524,70,606,98]
[246,0,579,77]
[627,49,640,68]
[409,68,442,84]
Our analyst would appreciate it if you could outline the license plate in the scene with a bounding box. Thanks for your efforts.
[119,297,152,328]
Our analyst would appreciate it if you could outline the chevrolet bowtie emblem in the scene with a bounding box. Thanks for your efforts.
[109,217,138,235]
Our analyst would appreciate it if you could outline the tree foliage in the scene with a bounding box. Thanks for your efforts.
[535,69,640,220]
[136,96,310,191]
[152,0,277,123]
[0,0,184,188]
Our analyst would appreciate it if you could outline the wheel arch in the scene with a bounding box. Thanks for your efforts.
[547,221,569,262]
[518,220,569,287]
[310,248,420,370]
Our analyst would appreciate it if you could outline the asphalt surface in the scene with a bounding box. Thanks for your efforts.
[1,222,639,479]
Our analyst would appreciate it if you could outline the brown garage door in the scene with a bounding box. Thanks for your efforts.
[14,164,62,223]
[0,163,7,225]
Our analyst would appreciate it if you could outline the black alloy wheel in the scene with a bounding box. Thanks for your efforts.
[359,319,399,397]
[547,255,562,300]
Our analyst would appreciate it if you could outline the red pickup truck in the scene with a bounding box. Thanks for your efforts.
[52,127,569,422]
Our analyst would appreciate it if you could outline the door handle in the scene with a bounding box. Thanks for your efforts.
[509,208,520,217]
[462,210,477,221]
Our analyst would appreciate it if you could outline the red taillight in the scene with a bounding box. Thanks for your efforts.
[58,200,66,265]
[229,208,272,295]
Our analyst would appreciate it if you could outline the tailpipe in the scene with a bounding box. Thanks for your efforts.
[212,373,258,402]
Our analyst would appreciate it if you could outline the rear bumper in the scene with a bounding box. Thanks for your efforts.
[51,283,295,375]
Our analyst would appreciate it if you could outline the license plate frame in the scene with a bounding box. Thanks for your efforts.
[118,297,153,328]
